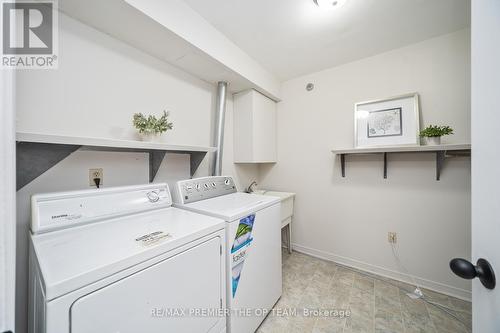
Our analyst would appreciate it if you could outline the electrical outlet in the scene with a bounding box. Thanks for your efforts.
[388,232,397,244]
[89,168,103,186]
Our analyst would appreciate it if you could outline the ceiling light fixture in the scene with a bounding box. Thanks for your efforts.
[313,0,347,9]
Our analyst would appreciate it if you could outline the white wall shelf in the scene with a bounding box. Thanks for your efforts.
[331,144,471,180]
[16,132,216,190]
[58,0,281,101]
[17,132,217,153]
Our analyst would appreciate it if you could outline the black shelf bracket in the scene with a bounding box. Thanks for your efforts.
[340,154,346,177]
[17,142,81,191]
[149,150,167,182]
[436,150,446,181]
[189,151,208,177]
[383,152,388,179]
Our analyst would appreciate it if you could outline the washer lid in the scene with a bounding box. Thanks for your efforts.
[175,192,280,221]
[31,207,225,300]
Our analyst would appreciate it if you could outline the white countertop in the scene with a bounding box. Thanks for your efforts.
[252,190,295,201]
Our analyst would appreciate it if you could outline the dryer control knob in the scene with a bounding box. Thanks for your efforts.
[146,191,160,203]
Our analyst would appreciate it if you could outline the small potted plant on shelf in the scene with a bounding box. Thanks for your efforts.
[133,110,173,141]
[419,125,453,145]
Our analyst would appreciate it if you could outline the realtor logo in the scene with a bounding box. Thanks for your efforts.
[1,0,58,69]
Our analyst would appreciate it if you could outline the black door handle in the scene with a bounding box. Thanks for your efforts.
[450,258,496,290]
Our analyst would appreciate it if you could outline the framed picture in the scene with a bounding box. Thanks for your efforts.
[354,93,420,148]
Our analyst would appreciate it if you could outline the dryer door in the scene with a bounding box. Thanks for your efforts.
[70,236,223,333]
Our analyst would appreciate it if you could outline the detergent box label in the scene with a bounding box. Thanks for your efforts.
[231,214,255,298]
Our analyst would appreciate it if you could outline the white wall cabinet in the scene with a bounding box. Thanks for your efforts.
[233,90,277,163]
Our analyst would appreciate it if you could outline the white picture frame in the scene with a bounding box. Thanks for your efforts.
[354,93,420,148]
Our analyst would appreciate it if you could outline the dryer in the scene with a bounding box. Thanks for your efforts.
[172,176,282,333]
[29,183,226,333]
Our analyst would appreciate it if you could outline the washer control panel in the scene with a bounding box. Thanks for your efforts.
[176,176,237,204]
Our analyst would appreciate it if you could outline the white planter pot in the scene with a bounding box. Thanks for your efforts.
[138,131,171,142]
[425,136,441,145]
[140,132,161,142]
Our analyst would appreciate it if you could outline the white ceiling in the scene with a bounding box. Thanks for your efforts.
[182,0,470,81]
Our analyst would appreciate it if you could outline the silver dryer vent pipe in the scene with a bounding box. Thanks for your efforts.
[212,81,228,176]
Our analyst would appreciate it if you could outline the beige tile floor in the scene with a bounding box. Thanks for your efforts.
[257,251,471,333]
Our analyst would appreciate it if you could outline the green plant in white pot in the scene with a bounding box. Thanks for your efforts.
[133,111,173,141]
[419,125,453,145]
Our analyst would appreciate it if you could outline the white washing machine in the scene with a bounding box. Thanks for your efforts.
[172,176,282,333]
[29,183,227,333]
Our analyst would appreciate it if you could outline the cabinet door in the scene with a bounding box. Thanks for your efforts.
[234,90,255,163]
[71,237,223,333]
[234,90,277,163]
[252,91,277,162]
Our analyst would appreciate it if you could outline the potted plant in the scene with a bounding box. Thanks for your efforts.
[133,111,173,141]
[419,125,453,145]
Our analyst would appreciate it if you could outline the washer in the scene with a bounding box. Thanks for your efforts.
[29,183,226,333]
[172,176,282,333]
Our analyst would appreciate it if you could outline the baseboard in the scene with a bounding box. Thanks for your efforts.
[291,243,472,302]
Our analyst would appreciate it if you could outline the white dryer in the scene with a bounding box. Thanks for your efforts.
[29,183,226,333]
[172,176,282,333]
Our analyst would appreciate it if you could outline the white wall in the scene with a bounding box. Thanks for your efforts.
[15,13,258,333]
[0,69,16,332]
[259,29,471,299]
[17,16,213,146]
[125,0,281,100]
